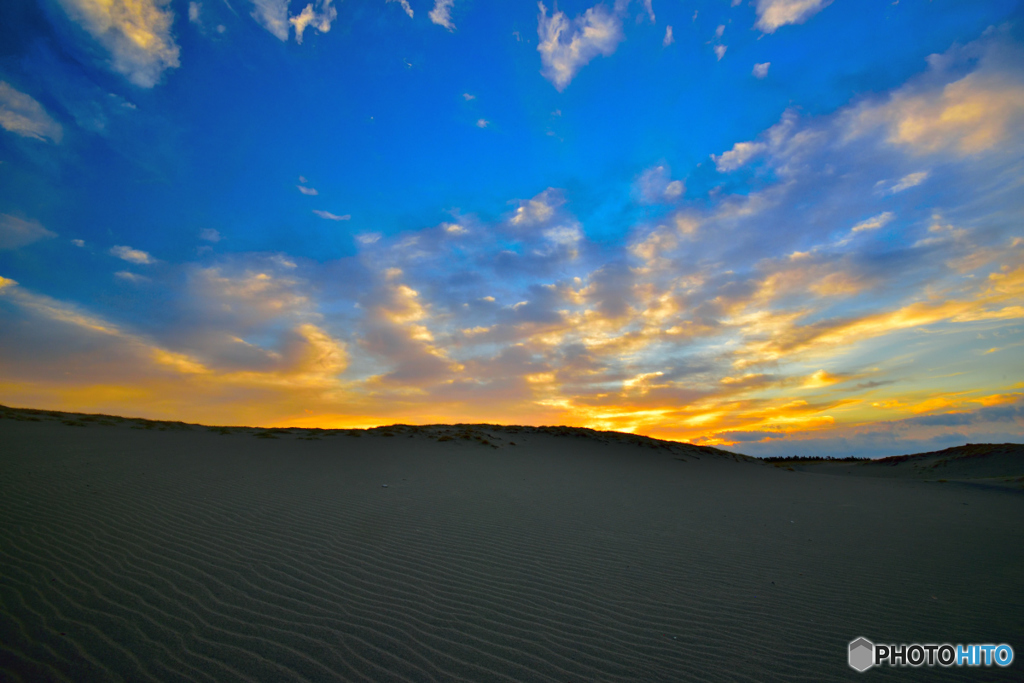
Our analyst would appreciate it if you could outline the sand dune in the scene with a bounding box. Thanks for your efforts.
[1,405,1021,681]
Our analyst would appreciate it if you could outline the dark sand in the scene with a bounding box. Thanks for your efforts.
[1,406,1022,681]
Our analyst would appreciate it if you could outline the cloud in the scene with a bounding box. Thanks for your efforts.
[717,430,785,442]
[635,165,684,204]
[753,62,770,79]
[849,49,1024,156]
[476,118,489,128]
[802,369,841,388]
[0,215,57,250]
[115,271,150,283]
[543,224,582,246]
[313,210,351,221]
[0,82,64,143]
[0,273,352,425]
[56,0,181,87]
[289,0,336,44]
[641,0,655,23]
[880,171,930,195]
[188,265,312,329]
[714,45,727,61]
[297,185,319,195]
[902,403,1023,427]
[429,0,456,30]
[110,245,155,264]
[72,239,85,247]
[509,188,563,227]
[754,0,833,33]
[250,0,290,40]
[387,0,413,18]
[662,26,673,47]
[537,1,625,91]
[199,228,222,242]
[462,92,475,101]
[711,141,767,172]
[850,211,894,233]
[189,2,201,23]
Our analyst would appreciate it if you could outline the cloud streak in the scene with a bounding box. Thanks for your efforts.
[0,215,57,250]
[0,83,64,143]
[754,0,833,33]
[110,245,155,264]
[313,210,350,221]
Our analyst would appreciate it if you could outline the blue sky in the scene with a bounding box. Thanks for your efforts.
[1,0,1023,456]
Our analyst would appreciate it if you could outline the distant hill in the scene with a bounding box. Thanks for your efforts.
[784,442,1024,490]
[2,403,1020,488]
[0,403,742,461]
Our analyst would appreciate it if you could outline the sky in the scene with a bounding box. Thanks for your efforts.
[1,0,1023,457]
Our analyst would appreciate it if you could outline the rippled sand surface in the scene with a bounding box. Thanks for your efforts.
[1,408,1021,681]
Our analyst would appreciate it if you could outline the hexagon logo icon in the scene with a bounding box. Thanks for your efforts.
[849,637,874,672]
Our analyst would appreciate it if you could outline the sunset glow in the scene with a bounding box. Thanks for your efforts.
[1,0,1022,455]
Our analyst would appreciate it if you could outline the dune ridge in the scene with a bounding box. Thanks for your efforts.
[1,404,1021,681]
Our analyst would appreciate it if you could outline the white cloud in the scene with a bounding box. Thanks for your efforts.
[476,118,489,128]
[662,25,673,47]
[110,245,155,264]
[754,0,832,33]
[289,0,336,44]
[297,185,319,195]
[854,71,1024,157]
[510,188,562,226]
[887,171,930,194]
[356,233,382,245]
[313,210,351,221]
[0,82,63,143]
[72,239,85,247]
[635,165,685,204]
[115,271,149,283]
[199,228,222,242]
[851,211,895,233]
[715,24,725,38]
[462,92,475,101]
[714,44,727,61]
[753,62,770,79]
[712,141,767,172]
[251,0,290,40]
[537,1,625,92]
[188,2,201,23]
[56,0,180,87]
[642,0,655,23]
[387,0,413,18]
[543,224,582,245]
[0,215,57,250]
[429,0,456,30]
